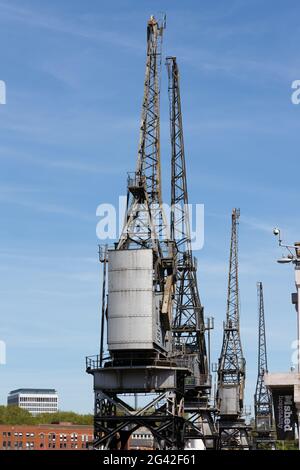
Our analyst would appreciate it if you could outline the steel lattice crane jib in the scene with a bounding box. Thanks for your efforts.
[217,208,246,417]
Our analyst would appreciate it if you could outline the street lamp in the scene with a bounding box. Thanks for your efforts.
[273,228,300,448]
[273,228,300,373]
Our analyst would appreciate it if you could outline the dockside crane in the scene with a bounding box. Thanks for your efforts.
[216,208,251,449]
[166,56,217,449]
[254,282,274,449]
[86,16,189,451]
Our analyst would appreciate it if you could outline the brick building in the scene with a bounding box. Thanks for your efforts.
[0,423,93,450]
[129,427,154,450]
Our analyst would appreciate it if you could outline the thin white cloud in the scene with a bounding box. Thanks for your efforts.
[177,43,299,83]
[0,183,43,195]
[241,216,274,234]
[0,249,97,265]
[0,192,94,221]
[0,147,125,175]
[0,2,143,52]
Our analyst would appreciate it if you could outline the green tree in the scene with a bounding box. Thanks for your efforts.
[0,405,34,425]
[0,406,93,425]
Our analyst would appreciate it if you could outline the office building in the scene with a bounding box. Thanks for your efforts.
[7,389,58,415]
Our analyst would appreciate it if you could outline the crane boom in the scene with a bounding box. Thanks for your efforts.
[136,16,164,207]
[118,16,167,251]
[166,56,208,382]
[218,209,245,396]
[254,282,273,440]
[216,209,250,449]
[166,57,218,449]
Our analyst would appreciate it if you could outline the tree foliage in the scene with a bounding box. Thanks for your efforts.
[0,406,34,425]
[0,406,93,425]
[276,440,298,450]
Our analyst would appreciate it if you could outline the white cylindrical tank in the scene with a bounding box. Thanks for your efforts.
[107,249,164,352]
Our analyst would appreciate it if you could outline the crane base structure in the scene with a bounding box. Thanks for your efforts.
[217,419,252,450]
[184,400,218,449]
[86,356,190,450]
[252,433,276,450]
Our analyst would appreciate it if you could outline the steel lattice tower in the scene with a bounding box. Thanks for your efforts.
[166,56,207,376]
[254,282,274,449]
[166,57,217,448]
[217,208,250,449]
[118,16,167,251]
[218,209,245,388]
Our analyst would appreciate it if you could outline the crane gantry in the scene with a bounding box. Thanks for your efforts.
[87,15,189,451]
[86,15,218,451]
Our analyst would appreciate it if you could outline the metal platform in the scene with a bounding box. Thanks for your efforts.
[86,355,190,449]
[218,419,252,450]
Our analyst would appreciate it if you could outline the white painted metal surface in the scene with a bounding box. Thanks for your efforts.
[107,249,164,351]
[219,385,239,415]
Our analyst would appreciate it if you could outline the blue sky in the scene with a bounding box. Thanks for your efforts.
[1,0,300,414]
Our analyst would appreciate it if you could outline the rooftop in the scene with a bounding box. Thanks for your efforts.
[9,388,57,395]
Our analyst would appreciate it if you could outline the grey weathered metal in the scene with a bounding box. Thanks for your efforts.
[216,209,250,449]
[254,282,274,449]
[218,209,245,396]
[118,15,167,252]
[166,56,217,449]
[166,56,208,376]
[107,249,164,351]
[86,16,189,450]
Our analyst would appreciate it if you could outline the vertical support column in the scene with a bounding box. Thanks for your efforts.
[99,245,108,367]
